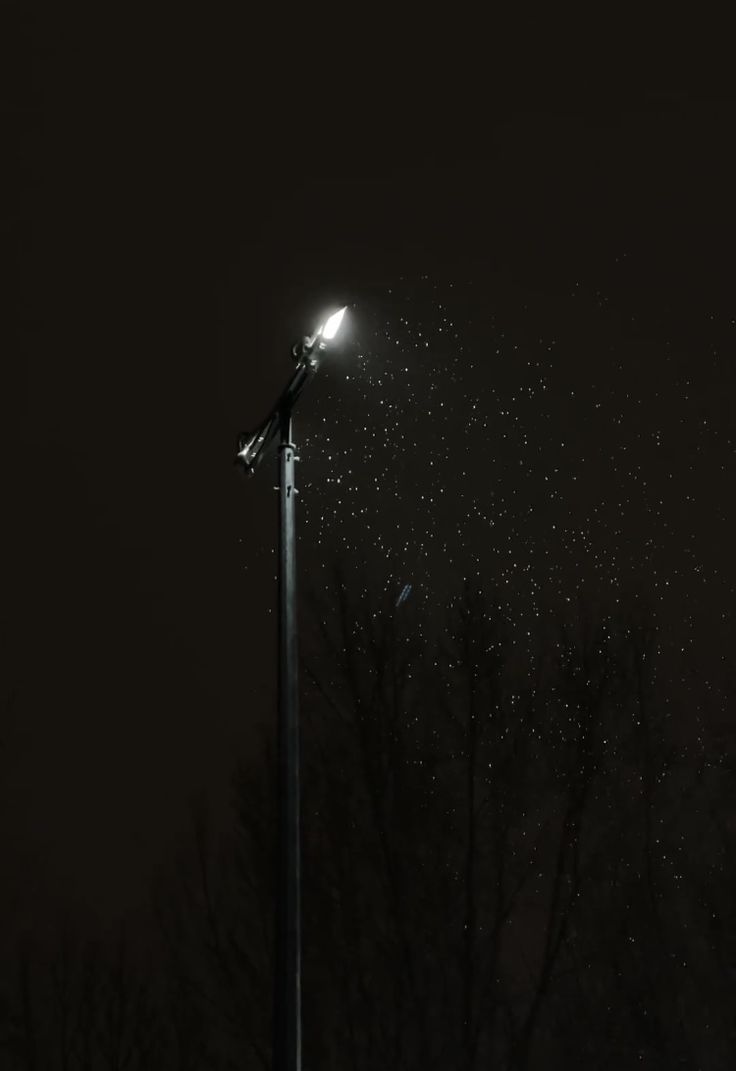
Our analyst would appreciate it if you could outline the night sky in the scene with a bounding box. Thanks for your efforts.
[6,11,736,975]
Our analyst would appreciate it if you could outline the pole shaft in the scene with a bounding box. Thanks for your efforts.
[274,409,301,1071]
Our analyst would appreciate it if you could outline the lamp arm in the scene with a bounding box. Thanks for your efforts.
[236,358,318,476]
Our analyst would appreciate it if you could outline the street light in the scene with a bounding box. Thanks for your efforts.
[236,306,348,1071]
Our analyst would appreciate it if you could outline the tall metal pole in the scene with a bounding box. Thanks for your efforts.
[273,406,301,1071]
[237,308,345,1071]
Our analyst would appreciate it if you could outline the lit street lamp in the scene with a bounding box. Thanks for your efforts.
[236,306,347,1071]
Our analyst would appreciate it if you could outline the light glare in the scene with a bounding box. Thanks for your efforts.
[322,306,347,341]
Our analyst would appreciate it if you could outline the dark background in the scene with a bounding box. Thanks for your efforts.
[5,2,735,985]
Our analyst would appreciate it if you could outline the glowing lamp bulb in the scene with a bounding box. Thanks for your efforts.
[321,306,347,341]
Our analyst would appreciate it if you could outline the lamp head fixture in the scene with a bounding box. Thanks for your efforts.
[291,306,348,364]
[237,304,348,476]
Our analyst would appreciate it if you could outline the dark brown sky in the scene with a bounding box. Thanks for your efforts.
[5,7,735,954]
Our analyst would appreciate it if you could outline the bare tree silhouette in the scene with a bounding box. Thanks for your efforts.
[2,569,734,1069]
